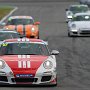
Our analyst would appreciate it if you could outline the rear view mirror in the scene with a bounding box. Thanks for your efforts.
[51,50,59,55]
[34,22,40,25]
[65,9,68,11]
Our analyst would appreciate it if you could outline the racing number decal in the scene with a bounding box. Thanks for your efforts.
[2,43,8,46]
[18,61,31,68]
[18,55,31,68]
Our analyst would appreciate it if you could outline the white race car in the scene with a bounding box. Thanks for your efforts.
[68,12,90,36]
[66,4,89,22]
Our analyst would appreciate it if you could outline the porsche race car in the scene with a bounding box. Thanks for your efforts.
[0,38,59,86]
[68,12,90,36]
[2,16,40,39]
[66,4,89,22]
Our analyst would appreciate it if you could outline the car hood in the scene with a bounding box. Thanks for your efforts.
[0,55,48,76]
[71,21,90,29]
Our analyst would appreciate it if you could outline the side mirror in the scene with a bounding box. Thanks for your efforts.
[34,22,40,25]
[0,22,6,26]
[51,50,59,55]
[65,9,68,11]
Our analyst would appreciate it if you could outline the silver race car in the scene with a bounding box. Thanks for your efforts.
[68,12,90,36]
[66,4,89,22]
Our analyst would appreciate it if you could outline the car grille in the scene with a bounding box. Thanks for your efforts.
[0,76,8,82]
[80,30,90,34]
[41,76,52,82]
[73,32,77,34]
[11,78,37,83]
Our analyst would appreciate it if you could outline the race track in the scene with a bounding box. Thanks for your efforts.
[0,0,90,90]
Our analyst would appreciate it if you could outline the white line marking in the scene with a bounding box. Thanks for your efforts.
[22,55,26,58]
[18,61,22,68]
[23,61,26,68]
[0,7,18,23]
[27,55,30,58]
[18,55,21,58]
[27,61,30,68]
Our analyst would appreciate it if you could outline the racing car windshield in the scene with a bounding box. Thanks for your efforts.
[0,43,49,56]
[0,32,20,41]
[7,19,34,25]
[72,15,90,21]
[70,6,89,14]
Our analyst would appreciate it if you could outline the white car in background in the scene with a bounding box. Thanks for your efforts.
[66,4,89,22]
[79,0,90,5]
[68,12,90,36]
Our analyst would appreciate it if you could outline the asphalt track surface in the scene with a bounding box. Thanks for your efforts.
[0,1,90,90]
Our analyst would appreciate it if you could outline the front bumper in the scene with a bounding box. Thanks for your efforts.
[66,18,72,23]
[69,30,90,36]
[0,71,56,85]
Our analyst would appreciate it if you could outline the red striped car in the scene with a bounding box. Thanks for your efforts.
[0,38,59,86]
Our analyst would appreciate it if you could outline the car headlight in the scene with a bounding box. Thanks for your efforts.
[31,27,35,32]
[6,28,9,30]
[72,24,76,28]
[43,60,53,69]
[67,15,72,19]
[71,29,78,32]
[0,60,5,69]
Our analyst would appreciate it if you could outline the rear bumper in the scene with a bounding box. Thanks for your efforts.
[27,32,39,39]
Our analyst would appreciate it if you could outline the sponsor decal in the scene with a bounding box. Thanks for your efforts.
[16,74,33,78]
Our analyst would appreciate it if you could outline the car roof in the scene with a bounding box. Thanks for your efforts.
[0,29,18,33]
[70,4,88,7]
[4,38,48,45]
[8,16,33,19]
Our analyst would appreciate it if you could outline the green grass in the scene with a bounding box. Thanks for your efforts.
[0,7,13,20]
